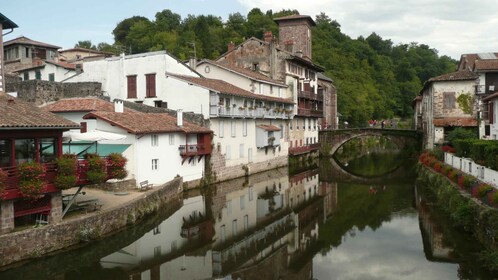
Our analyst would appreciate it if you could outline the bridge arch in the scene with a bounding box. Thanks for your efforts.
[319,128,421,157]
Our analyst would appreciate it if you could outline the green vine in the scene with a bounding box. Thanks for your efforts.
[457,93,473,114]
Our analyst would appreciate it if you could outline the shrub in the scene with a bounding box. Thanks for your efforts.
[433,162,442,173]
[85,153,107,184]
[490,191,498,207]
[107,153,127,180]
[18,161,45,200]
[442,165,452,176]
[54,154,78,190]
[447,169,458,182]
[446,127,478,146]
[474,184,493,198]
[441,145,456,154]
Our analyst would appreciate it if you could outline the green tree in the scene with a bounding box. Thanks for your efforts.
[74,40,96,50]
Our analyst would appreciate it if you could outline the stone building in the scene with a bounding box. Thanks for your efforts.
[3,36,60,74]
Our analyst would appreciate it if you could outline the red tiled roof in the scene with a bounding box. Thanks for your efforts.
[474,59,498,71]
[42,98,134,113]
[273,14,316,26]
[433,118,478,127]
[199,60,286,86]
[166,73,294,105]
[45,60,76,70]
[0,92,79,129]
[256,124,281,131]
[4,36,60,49]
[428,70,478,82]
[83,111,211,135]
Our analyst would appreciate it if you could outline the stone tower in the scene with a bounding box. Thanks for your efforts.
[274,14,316,61]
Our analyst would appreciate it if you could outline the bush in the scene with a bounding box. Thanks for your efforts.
[18,161,45,200]
[85,153,107,184]
[55,154,78,190]
[107,153,127,180]
[446,127,478,146]
[474,184,493,198]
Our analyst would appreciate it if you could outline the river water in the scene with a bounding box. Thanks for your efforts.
[1,153,497,279]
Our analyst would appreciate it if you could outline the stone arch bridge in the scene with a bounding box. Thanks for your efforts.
[319,128,422,157]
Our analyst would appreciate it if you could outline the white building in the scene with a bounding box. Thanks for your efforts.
[15,60,77,82]
[43,97,212,186]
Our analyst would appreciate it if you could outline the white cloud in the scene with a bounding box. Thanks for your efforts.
[237,0,498,59]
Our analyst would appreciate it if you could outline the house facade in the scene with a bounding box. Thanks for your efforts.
[216,15,326,156]
[15,60,76,82]
[419,70,479,149]
[44,97,212,186]
[58,47,113,63]
[3,36,60,74]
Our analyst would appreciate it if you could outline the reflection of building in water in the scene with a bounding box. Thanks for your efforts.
[319,181,338,220]
[212,167,325,278]
[100,195,214,279]
[416,190,456,262]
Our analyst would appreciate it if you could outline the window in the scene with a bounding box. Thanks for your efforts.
[40,138,56,163]
[153,226,161,235]
[278,87,282,97]
[152,159,158,170]
[290,120,293,130]
[219,120,224,138]
[127,75,137,98]
[25,47,29,58]
[0,140,12,167]
[220,225,226,242]
[240,195,245,209]
[248,187,253,201]
[48,73,55,82]
[259,83,263,94]
[145,73,156,98]
[443,92,456,109]
[23,72,29,81]
[80,122,87,133]
[232,219,238,235]
[239,143,244,158]
[15,139,36,165]
[227,199,232,214]
[35,71,41,80]
[231,120,236,137]
[151,134,159,146]
[225,145,231,159]
[169,134,174,145]
[243,120,247,137]
[280,125,284,139]
[154,246,161,257]
[244,215,249,231]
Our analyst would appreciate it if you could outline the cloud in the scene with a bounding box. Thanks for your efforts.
[237,0,498,59]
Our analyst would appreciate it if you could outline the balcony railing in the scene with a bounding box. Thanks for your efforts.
[298,90,323,102]
[2,159,114,200]
[210,106,292,119]
[289,143,320,156]
[297,108,324,118]
[179,144,210,156]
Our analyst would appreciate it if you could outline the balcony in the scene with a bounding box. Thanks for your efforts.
[210,106,292,119]
[297,108,324,118]
[2,159,115,200]
[179,144,210,157]
[289,143,320,156]
[298,90,323,102]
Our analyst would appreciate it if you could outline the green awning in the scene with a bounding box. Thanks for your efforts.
[62,142,130,157]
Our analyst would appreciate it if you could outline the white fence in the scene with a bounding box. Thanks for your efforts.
[444,152,498,189]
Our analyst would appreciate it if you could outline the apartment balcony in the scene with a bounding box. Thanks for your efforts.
[2,159,115,200]
[298,90,323,102]
[210,106,292,119]
[297,108,324,118]
[179,144,211,157]
[289,143,320,156]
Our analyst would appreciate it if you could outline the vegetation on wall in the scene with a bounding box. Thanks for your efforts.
[457,93,473,114]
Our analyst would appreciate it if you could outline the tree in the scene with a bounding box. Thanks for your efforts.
[113,16,150,47]
[74,40,96,50]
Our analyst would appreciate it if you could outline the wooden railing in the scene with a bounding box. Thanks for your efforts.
[179,144,210,156]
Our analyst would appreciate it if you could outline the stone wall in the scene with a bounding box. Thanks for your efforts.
[5,80,102,106]
[208,148,288,183]
[0,177,182,268]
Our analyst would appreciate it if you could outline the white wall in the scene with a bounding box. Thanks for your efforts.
[444,152,498,189]
[18,63,76,82]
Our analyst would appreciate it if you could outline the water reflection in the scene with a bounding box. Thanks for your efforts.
[1,152,497,279]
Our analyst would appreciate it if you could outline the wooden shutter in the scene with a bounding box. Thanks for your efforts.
[489,102,494,124]
[146,73,156,97]
[127,75,137,98]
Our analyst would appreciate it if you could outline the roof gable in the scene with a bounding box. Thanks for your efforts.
[42,97,133,113]
[4,36,60,49]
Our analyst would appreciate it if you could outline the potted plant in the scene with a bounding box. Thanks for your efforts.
[18,161,45,200]
[107,153,128,180]
[85,153,107,184]
[54,154,78,190]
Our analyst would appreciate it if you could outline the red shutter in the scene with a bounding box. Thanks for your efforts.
[127,75,137,98]
[490,102,494,124]
[80,122,87,133]
[146,74,156,98]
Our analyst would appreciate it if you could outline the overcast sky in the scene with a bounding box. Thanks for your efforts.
[3,0,497,59]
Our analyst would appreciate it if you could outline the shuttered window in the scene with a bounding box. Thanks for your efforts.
[145,73,156,98]
[127,75,137,98]
[490,102,494,124]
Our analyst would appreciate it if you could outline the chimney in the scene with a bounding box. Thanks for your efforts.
[264,31,273,43]
[114,99,124,113]
[227,41,235,52]
[189,58,197,70]
[177,109,183,127]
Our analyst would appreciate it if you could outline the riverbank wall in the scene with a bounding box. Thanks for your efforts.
[417,165,498,251]
[0,177,183,268]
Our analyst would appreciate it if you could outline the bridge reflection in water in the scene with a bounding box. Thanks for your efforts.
[1,152,496,279]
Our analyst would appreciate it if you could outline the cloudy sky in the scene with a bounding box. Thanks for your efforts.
[3,0,497,59]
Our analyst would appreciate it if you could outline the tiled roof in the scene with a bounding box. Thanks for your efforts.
[42,97,133,113]
[4,36,60,49]
[428,70,478,82]
[45,60,77,70]
[433,118,478,127]
[256,124,281,131]
[0,92,79,129]
[83,111,211,134]
[273,14,316,26]
[474,59,498,71]
[199,60,286,86]
[59,47,114,55]
[166,73,294,105]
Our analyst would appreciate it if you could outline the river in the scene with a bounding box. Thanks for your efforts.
[1,152,496,279]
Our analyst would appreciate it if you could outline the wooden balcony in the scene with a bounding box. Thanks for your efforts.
[297,108,324,118]
[2,159,114,200]
[289,143,320,156]
[179,144,210,157]
[298,90,323,102]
